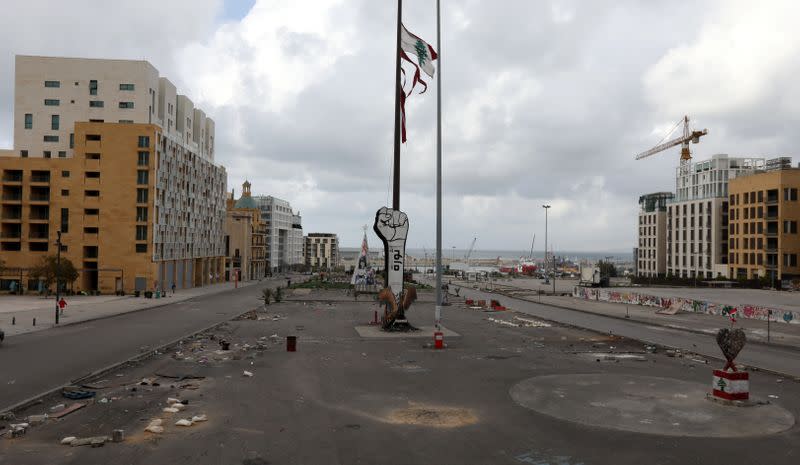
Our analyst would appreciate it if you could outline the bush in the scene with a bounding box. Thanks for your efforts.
[261,288,272,306]
[274,287,283,303]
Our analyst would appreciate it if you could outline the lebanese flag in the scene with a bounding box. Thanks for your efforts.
[400,24,437,78]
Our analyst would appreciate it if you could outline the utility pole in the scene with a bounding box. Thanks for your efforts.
[392,0,403,210]
[55,230,62,325]
[543,205,550,293]
[434,0,442,331]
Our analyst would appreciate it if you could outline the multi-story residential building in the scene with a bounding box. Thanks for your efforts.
[636,192,673,278]
[728,163,799,285]
[0,55,226,294]
[224,181,267,281]
[252,195,303,273]
[304,233,340,271]
[666,154,765,279]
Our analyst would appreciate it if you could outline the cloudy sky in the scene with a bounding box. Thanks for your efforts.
[1,0,799,252]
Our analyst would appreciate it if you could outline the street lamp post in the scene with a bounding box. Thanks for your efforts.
[55,230,62,325]
[543,205,550,294]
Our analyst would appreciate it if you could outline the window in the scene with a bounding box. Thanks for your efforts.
[785,221,799,234]
[86,153,100,160]
[136,188,148,203]
[58,151,66,158]
[137,151,149,166]
[85,190,100,197]
[61,171,70,178]
[119,120,133,124]
[84,208,99,215]
[43,135,58,142]
[136,225,147,241]
[119,102,134,109]
[44,80,60,88]
[84,227,99,234]
[119,83,135,91]
[138,136,150,148]
[89,100,104,108]
[86,134,101,141]
[136,207,148,222]
[69,133,74,148]
[24,113,32,129]
[137,170,149,185]
[61,189,69,196]
[20,150,28,158]
[43,151,51,158]
[61,208,69,233]
[44,99,60,106]
[86,171,100,178]
[791,188,799,201]
[51,114,59,130]
[89,80,98,95]
[136,243,147,253]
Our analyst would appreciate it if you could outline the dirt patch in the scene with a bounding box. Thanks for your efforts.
[385,405,478,428]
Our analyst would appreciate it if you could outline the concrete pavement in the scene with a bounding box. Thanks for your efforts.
[0,280,262,337]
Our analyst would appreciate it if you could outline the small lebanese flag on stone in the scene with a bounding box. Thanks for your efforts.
[712,369,749,401]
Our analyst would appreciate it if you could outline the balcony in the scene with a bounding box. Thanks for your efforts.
[30,171,51,184]
[2,187,22,202]
[0,231,21,239]
[2,170,22,183]
[28,232,50,240]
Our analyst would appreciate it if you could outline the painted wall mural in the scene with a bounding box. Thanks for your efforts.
[572,287,800,324]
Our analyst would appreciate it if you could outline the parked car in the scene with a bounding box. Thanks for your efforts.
[0,328,5,344]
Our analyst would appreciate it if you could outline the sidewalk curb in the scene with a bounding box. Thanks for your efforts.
[4,280,266,339]
[518,294,800,354]
[0,305,260,415]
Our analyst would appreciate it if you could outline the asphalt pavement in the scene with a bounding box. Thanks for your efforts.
[0,276,294,413]
[454,286,800,378]
[2,290,799,465]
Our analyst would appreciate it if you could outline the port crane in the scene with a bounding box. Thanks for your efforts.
[635,115,708,166]
[464,237,477,266]
[528,234,536,260]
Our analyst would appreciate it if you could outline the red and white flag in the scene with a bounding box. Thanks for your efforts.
[398,23,437,143]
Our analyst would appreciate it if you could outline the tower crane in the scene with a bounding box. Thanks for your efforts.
[635,115,708,166]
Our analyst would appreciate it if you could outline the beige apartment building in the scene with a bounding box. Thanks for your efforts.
[636,192,673,277]
[304,233,340,271]
[224,181,267,282]
[0,55,226,294]
[728,164,800,285]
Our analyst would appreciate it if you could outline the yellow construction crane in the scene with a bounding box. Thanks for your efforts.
[635,115,708,165]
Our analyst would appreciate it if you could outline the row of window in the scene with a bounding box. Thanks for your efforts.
[42,99,135,108]
[730,189,798,205]
[730,253,798,267]
[43,80,135,91]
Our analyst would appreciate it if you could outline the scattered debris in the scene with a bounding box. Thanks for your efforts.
[243,370,254,377]
[144,419,164,434]
[191,414,208,423]
[513,316,551,328]
[98,398,109,404]
[645,345,657,354]
[768,395,780,399]
[162,407,180,413]
[60,436,77,445]
[112,429,125,443]
[166,397,180,405]
[62,387,96,400]
[50,403,87,419]
[67,436,110,447]
[175,419,193,427]
[49,404,66,413]
[26,414,48,426]
[139,377,160,386]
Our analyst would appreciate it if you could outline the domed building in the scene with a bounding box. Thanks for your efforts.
[224,181,267,281]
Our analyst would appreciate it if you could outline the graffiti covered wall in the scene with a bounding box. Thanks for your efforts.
[572,287,799,324]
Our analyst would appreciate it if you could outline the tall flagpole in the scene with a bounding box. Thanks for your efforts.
[392,0,403,210]
[434,0,443,330]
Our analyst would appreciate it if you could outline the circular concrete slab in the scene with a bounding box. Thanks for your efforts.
[510,374,795,437]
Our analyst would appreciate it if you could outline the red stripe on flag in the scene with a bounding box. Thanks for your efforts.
[712,389,749,401]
